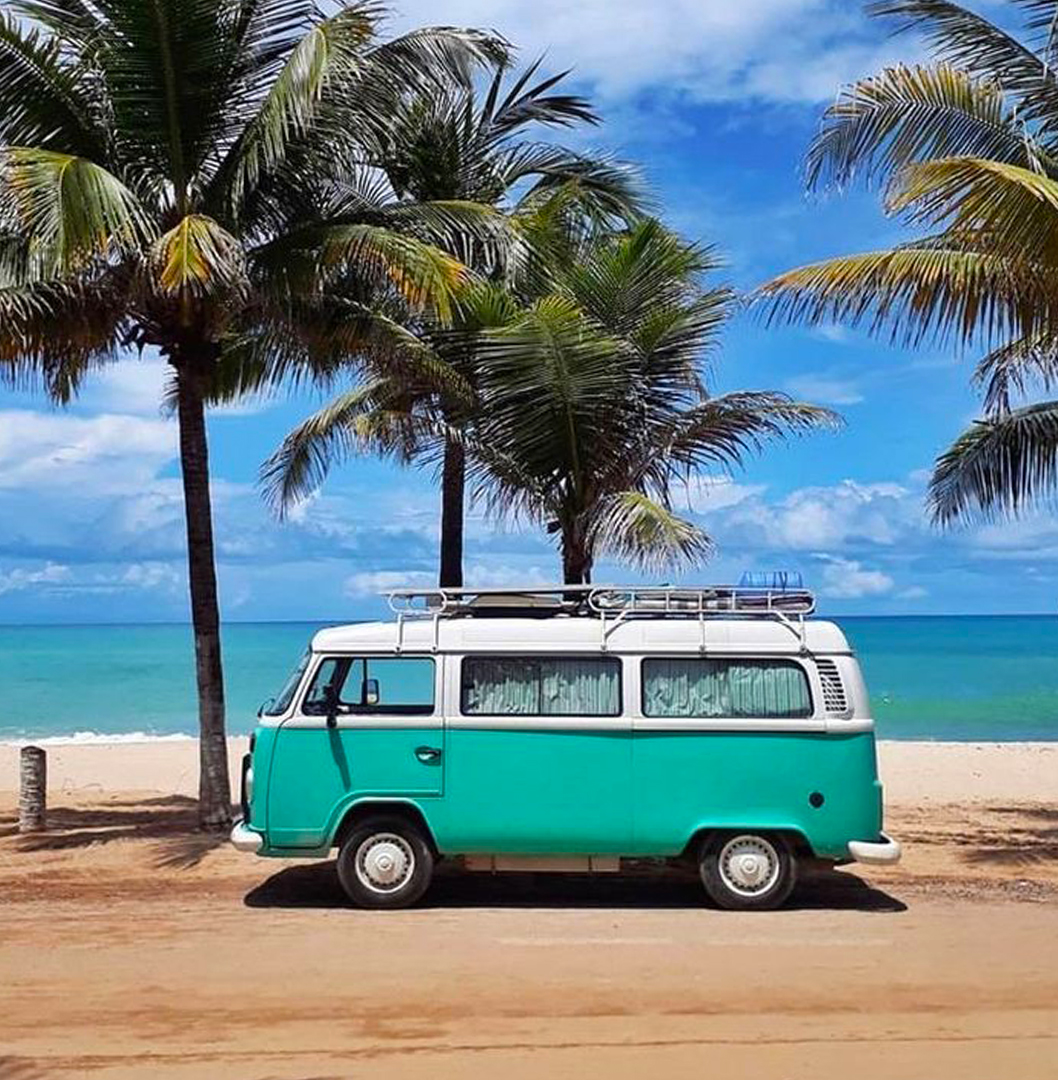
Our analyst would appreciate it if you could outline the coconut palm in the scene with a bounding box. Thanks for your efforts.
[0,0,508,827]
[470,218,840,583]
[263,63,643,586]
[758,0,1058,524]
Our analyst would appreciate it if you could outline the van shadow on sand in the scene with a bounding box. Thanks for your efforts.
[244,860,907,913]
[0,795,229,869]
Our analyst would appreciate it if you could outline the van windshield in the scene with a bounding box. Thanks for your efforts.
[262,648,310,716]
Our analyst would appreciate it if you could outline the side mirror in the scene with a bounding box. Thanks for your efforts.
[323,684,339,729]
[363,678,380,707]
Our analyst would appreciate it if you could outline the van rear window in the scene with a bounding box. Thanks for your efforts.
[462,657,621,717]
[642,658,812,719]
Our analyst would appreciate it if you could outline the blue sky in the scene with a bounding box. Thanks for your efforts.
[2,0,1054,623]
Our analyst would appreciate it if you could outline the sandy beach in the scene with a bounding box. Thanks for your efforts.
[1,739,1056,1079]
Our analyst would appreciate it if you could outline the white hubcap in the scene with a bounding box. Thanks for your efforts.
[718,835,781,897]
[355,833,414,894]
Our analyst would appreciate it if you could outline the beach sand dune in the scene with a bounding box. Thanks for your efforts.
[1,740,1056,1079]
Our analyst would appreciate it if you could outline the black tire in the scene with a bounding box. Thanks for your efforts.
[698,831,797,911]
[336,816,434,909]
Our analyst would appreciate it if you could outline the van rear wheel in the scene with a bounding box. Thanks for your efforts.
[336,816,434,909]
[698,831,797,911]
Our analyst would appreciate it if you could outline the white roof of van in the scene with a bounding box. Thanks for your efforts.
[311,616,852,656]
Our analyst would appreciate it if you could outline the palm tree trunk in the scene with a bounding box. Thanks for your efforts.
[439,438,465,588]
[562,528,593,586]
[175,359,232,831]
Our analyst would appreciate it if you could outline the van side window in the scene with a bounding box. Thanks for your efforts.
[302,656,434,716]
[462,657,621,717]
[642,658,812,719]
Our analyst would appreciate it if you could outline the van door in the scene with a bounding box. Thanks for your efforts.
[267,654,443,849]
[436,654,633,854]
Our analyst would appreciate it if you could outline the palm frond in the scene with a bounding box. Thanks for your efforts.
[0,275,125,400]
[263,222,467,321]
[150,213,248,296]
[929,399,1058,522]
[12,1,104,46]
[0,13,104,156]
[368,24,510,89]
[868,0,1058,131]
[756,244,1058,348]
[505,146,647,222]
[589,490,714,572]
[662,393,842,474]
[889,156,1058,263]
[91,0,251,198]
[3,147,153,271]
[217,3,377,215]
[261,378,446,514]
[481,58,598,136]
[806,63,1044,191]
[973,333,1058,414]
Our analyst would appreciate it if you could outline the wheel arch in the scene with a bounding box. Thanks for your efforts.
[331,798,439,854]
[680,824,815,862]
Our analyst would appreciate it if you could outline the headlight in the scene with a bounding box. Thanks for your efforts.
[245,766,254,803]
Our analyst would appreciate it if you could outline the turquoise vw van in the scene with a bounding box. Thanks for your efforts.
[231,585,900,910]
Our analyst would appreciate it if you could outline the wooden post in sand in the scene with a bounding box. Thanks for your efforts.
[19,745,46,833]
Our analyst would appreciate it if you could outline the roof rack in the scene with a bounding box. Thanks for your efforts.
[385,583,815,652]
[386,583,814,617]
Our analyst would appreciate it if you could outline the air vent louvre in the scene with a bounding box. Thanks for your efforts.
[816,658,849,715]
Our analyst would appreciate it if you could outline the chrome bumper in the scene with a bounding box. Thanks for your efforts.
[230,820,263,854]
[848,832,902,865]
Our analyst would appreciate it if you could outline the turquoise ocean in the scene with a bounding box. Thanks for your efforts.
[0,616,1055,743]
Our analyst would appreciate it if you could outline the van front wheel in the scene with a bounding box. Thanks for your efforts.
[336,817,434,909]
[698,831,797,911]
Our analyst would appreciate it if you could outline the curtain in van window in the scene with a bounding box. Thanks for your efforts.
[540,659,619,716]
[643,659,811,719]
[464,659,540,714]
[463,658,620,716]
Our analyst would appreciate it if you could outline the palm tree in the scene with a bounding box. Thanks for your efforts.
[470,218,840,583]
[757,0,1058,524]
[262,63,643,586]
[0,0,507,827]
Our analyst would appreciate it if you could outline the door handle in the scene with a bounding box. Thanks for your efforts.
[415,745,442,763]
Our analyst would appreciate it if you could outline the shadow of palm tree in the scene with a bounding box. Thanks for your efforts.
[962,804,1058,867]
[3,796,231,868]
[152,831,228,870]
[244,860,906,913]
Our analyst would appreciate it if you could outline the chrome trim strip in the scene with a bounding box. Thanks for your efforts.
[257,715,873,733]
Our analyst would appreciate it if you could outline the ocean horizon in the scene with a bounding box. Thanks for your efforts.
[1,615,1055,743]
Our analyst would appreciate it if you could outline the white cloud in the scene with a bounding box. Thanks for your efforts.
[82,357,171,416]
[817,556,894,599]
[811,324,854,345]
[785,374,865,406]
[392,0,919,106]
[344,570,434,597]
[0,409,176,493]
[0,562,71,596]
[718,478,919,551]
[676,476,767,513]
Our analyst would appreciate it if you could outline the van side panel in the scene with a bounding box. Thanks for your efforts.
[426,729,633,855]
[631,730,881,859]
[265,725,445,849]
